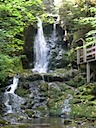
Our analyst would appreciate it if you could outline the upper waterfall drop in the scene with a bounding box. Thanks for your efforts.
[32,17,49,73]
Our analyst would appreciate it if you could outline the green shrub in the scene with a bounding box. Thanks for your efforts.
[0,54,22,83]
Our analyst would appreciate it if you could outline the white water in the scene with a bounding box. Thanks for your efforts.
[6,76,19,94]
[53,20,57,43]
[4,75,25,115]
[32,17,49,73]
[4,76,19,114]
[48,20,58,51]
[61,94,73,118]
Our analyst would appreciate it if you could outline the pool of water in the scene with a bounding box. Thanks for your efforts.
[1,117,96,128]
[20,117,96,128]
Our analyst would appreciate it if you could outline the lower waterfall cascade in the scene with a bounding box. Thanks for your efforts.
[3,75,25,115]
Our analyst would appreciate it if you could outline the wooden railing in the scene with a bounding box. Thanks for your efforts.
[77,44,96,65]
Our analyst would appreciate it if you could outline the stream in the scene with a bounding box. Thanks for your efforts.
[22,117,96,128]
[1,117,96,128]
[20,117,95,128]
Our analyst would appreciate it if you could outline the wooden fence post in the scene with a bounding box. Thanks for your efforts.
[87,62,90,83]
[77,49,80,64]
[83,46,86,63]
[95,44,96,60]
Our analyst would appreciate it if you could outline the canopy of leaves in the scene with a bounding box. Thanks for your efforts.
[59,0,96,43]
[0,0,44,55]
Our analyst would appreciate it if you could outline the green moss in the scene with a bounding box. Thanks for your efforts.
[0,124,31,128]
[49,102,62,116]
[40,83,48,91]
[70,82,96,118]
[47,98,55,108]
[16,86,30,97]
[69,98,82,104]
[25,110,34,118]
[49,89,62,99]
[18,124,31,128]
[52,68,67,76]
[71,103,96,118]
[0,119,9,126]
[66,75,85,87]
[36,106,48,115]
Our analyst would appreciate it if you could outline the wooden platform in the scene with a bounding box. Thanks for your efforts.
[76,38,96,83]
[77,44,96,64]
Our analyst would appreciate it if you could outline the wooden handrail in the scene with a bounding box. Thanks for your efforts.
[77,44,96,64]
[76,38,96,83]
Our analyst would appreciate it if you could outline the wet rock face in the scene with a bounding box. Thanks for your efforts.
[20,69,80,83]
[14,69,81,118]
[44,24,68,71]
[18,80,73,118]
[0,93,4,116]
[17,69,96,119]
[1,68,96,123]
[14,69,78,118]
[23,23,69,70]
[23,25,37,68]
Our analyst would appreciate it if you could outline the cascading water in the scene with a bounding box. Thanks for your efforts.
[32,17,49,73]
[50,20,58,48]
[61,94,73,118]
[6,76,19,94]
[3,75,25,115]
[48,18,65,70]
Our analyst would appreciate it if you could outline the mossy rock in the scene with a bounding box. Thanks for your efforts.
[0,118,9,126]
[20,72,42,82]
[48,97,63,108]
[0,124,31,128]
[25,109,34,118]
[48,98,63,117]
[35,106,48,116]
[39,82,48,91]
[70,82,96,118]
[48,89,62,99]
[70,103,96,118]
[66,75,85,87]
[49,103,62,117]
[16,87,30,97]
[47,98,55,108]
[69,98,82,104]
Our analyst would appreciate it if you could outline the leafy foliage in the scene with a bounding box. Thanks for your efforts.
[59,0,96,41]
[58,0,96,65]
[0,0,44,83]
[0,54,22,82]
[0,0,44,55]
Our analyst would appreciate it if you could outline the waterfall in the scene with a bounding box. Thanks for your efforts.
[32,17,49,73]
[6,76,19,94]
[53,20,57,43]
[3,75,25,115]
[61,94,73,118]
[48,20,58,50]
